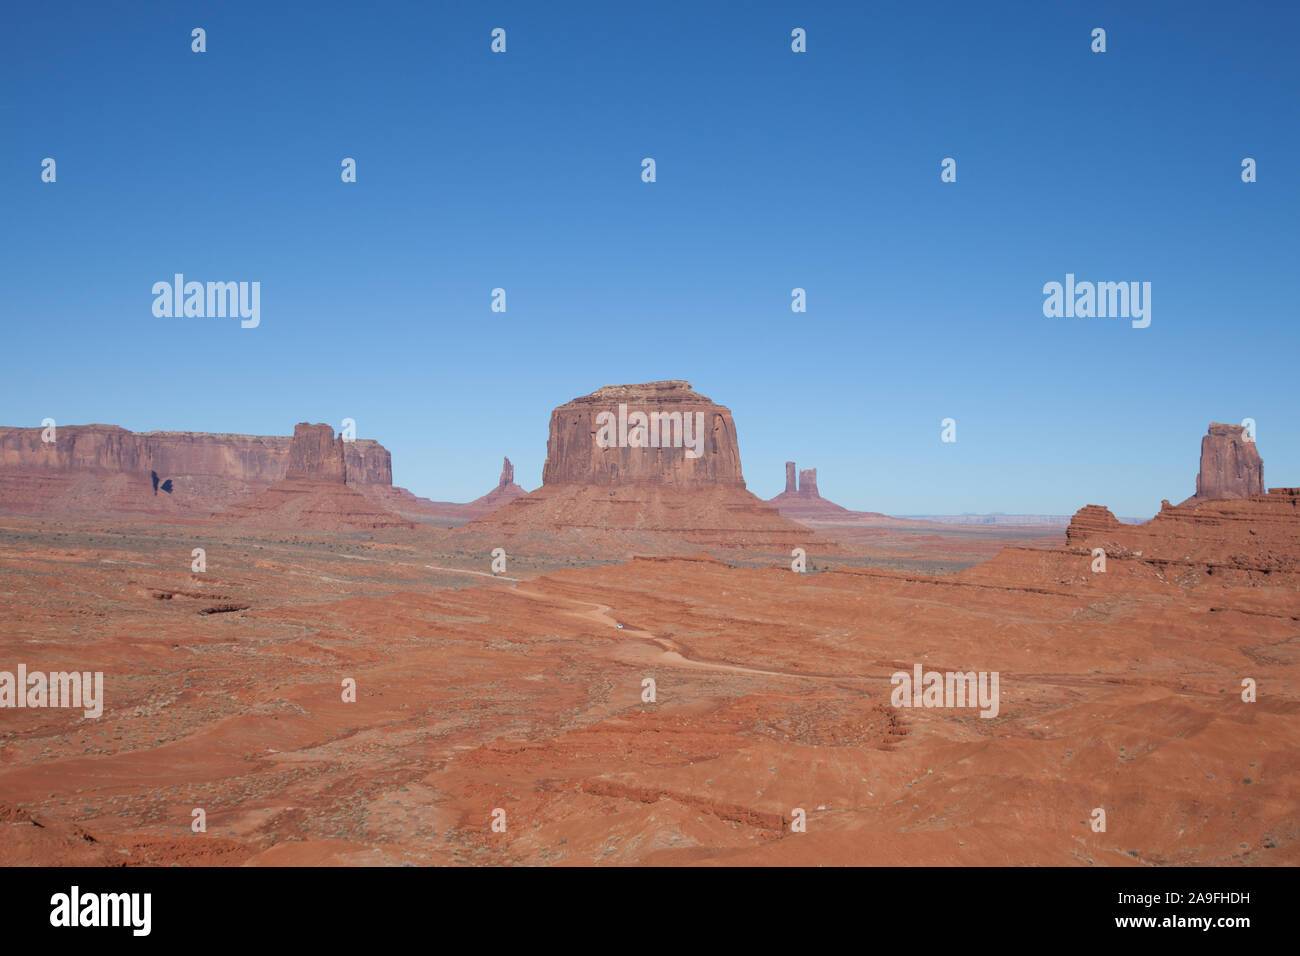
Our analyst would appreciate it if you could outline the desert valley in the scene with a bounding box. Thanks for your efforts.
[0,381,1295,866]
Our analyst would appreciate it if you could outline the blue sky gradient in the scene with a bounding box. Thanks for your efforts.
[2,1,1296,516]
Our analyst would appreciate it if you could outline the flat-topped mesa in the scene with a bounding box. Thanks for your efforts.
[1191,422,1264,503]
[0,422,397,517]
[456,382,831,557]
[0,423,393,487]
[0,425,288,481]
[799,468,819,497]
[541,381,746,489]
[286,423,346,483]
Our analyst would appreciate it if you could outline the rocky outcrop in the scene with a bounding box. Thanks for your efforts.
[1054,488,1300,578]
[1047,425,1297,580]
[344,441,392,487]
[541,381,745,489]
[0,422,395,516]
[768,462,867,522]
[286,423,346,483]
[359,455,527,526]
[0,425,290,482]
[463,457,527,517]
[218,423,411,530]
[1181,423,1264,505]
[1064,504,1124,546]
[0,423,391,486]
[771,462,827,501]
[456,383,832,557]
[958,485,1300,608]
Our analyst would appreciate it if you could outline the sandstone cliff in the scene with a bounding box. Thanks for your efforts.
[960,422,1297,590]
[541,381,745,489]
[1179,422,1264,506]
[455,383,833,558]
[977,421,1294,587]
[0,425,288,481]
[960,421,1292,591]
[286,423,347,483]
[344,441,393,487]
[1062,489,1300,572]
[217,423,411,530]
[0,422,394,516]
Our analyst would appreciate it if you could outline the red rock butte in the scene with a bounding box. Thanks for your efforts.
[456,382,831,555]
[768,461,857,521]
[542,380,745,489]
[0,420,526,528]
[1063,488,1300,577]
[963,422,1299,596]
[1179,422,1264,506]
[217,423,413,530]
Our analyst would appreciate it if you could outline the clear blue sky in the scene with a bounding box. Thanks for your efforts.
[2,1,1295,516]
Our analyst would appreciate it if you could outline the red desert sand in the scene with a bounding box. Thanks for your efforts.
[0,392,1295,866]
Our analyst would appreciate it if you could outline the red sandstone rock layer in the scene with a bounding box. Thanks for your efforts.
[344,441,392,487]
[459,383,832,557]
[286,423,347,483]
[0,423,394,516]
[768,461,889,522]
[1179,422,1264,506]
[215,479,414,531]
[542,381,745,489]
[214,423,412,530]
[1062,490,1300,575]
[448,483,824,556]
[958,423,1298,593]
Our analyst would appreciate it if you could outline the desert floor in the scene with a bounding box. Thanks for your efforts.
[1,518,1294,865]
